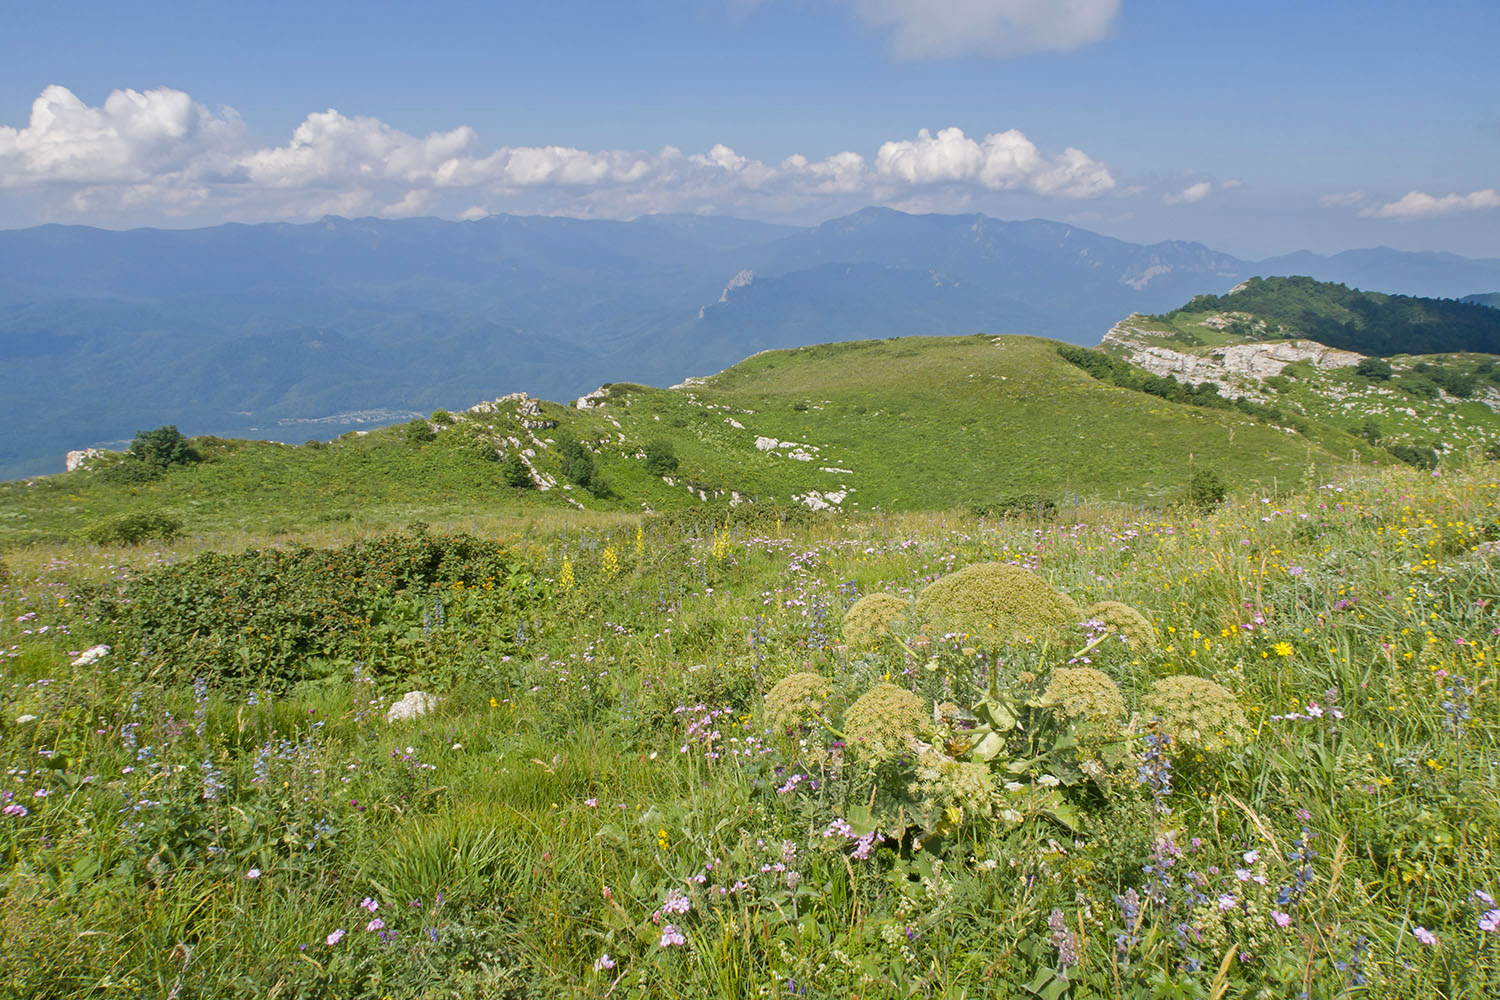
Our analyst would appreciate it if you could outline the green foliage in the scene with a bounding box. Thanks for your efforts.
[1387,443,1439,470]
[642,439,679,476]
[81,511,185,546]
[499,452,533,488]
[841,592,906,651]
[1142,675,1248,754]
[404,419,436,444]
[430,409,454,424]
[970,493,1057,519]
[1186,468,1228,512]
[557,438,604,492]
[89,528,532,689]
[1057,344,1296,431]
[129,424,198,469]
[916,562,1082,648]
[1356,357,1393,380]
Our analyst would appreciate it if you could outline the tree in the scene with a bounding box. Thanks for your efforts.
[1355,357,1392,381]
[128,425,197,469]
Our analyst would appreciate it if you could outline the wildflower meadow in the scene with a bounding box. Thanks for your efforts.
[1,464,1498,998]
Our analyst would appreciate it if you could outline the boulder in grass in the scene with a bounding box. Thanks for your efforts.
[386,691,438,724]
[71,645,111,667]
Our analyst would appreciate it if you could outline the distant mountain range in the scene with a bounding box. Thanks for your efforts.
[3,206,1499,478]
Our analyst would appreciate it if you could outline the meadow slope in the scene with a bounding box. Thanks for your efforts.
[1,463,1498,997]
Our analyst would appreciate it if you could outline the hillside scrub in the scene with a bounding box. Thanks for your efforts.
[1,465,1499,996]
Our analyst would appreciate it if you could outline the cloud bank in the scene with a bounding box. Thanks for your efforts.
[0,86,1120,226]
[1363,189,1500,219]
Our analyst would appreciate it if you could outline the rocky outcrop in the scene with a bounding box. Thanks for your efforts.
[66,448,106,472]
[1102,322,1364,399]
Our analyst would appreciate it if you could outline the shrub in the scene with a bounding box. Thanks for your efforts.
[842,592,907,651]
[843,682,928,760]
[1387,444,1438,470]
[500,453,533,488]
[1142,675,1248,753]
[431,409,454,424]
[88,528,534,690]
[970,494,1057,520]
[643,439,679,476]
[404,419,436,445]
[1040,667,1126,721]
[916,563,1081,648]
[763,672,832,738]
[128,425,198,469]
[557,439,602,491]
[1085,601,1158,652]
[1187,469,1228,512]
[82,512,185,546]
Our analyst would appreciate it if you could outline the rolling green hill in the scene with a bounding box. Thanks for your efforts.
[0,334,1368,546]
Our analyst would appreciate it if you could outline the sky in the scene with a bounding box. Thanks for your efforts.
[1,0,1496,258]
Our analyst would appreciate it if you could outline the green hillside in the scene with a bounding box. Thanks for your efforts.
[1102,282,1500,468]
[0,334,1366,546]
[1162,275,1500,355]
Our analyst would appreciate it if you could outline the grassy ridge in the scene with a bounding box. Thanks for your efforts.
[0,335,1363,546]
[1,464,1498,996]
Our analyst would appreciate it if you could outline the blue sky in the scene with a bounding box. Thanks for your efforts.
[1,0,1495,257]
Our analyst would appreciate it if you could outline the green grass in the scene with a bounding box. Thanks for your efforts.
[2,462,1499,997]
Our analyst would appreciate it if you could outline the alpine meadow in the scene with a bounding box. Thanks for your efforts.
[4,2,1500,998]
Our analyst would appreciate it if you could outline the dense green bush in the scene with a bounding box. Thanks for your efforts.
[499,452,533,487]
[129,425,198,468]
[99,425,202,483]
[643,439,680,476]
[1187,468,1228,512]
[89,528,537,689]
[557,438,604,492]
[404,419,436,444]
[1387,443,1439,470]
[970,493,1057,519]
[81,511,185,546]
[1356,357,1393,380]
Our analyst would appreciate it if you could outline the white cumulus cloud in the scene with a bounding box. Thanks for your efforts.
[0,85,1120,225]
[843,0,1120,59]
[1363,189,1500,218]
[0,84,243,188]
[875,126,1114,197]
